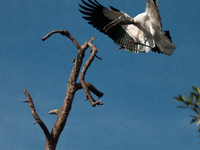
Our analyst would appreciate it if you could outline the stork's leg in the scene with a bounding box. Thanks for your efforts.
[115,43,138,52]
[127,40,140,47]
[115,44,128,51]
[126,39,154,52]
[115,39,153,53]
[128,41,146,52]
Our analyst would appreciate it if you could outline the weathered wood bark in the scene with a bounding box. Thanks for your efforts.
[23,30,103,150]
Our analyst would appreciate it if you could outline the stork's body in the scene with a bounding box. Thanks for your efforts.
[79,0,177,55]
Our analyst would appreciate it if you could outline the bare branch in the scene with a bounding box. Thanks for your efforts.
[33,121,39,125]
[79,43,103,106]
[88,36,95,43]
[76,82,103,98]
[23,89,50,140]
[49,109,59,115]
[24,30,104,150]
[42,30,62,41]
[42,30,81,50]
[44,33,99,149]
[95,55,102,60]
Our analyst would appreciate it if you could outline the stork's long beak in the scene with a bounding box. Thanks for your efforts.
[103,17,134,32]
[103,19,120,32]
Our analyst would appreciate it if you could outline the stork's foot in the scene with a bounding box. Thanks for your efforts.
[127,41,140,47]
[115,44,129,51]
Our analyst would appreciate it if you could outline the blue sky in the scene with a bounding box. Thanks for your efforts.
[1,0,200,149]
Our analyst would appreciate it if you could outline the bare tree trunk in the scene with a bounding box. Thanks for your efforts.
[23,30,103,150]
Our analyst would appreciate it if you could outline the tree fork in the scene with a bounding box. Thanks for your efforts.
[23,30,104,150]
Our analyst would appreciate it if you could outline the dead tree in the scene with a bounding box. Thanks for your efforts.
[23,30,104,150]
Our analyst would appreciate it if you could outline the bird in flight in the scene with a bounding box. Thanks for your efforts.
[79,0,177,56]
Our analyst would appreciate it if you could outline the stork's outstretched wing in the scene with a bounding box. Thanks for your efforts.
[145,0,162,29]
[144,0,177,55]
[79,0,144,53]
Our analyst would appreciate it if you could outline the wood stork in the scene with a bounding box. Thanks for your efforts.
[79,0,177,56]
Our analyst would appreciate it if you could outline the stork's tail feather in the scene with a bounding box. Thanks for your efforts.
[164,30,172,43]
[154,30,177,56]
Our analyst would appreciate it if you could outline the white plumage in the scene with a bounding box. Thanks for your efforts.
[79,0,177,55]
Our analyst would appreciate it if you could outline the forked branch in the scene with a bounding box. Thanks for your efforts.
[79,43,103,106]
[24,30,104,150]
[42,30,80,50]
[23,89,50,140]
[76,82,104,98]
